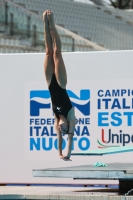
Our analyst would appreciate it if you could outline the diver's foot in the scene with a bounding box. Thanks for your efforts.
[47,10,55,26]
[42,10,49,25]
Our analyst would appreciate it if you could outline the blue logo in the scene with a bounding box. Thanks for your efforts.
[30,89,90,116]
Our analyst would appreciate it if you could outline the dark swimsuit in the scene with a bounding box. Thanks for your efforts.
[49,74,72,119]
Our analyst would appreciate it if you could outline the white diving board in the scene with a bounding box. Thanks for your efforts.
[71,146,133,156]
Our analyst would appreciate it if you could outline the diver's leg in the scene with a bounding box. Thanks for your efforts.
[43,10,54,86]
[47,10,67,89]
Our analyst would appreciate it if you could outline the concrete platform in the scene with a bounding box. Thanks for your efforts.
[0,186,133,200]
[33,163,133,179]
[33,163,133,193]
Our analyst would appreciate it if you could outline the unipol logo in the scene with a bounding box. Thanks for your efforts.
[30,89,90,116]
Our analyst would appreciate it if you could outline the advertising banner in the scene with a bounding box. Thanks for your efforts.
[25,80,92,160]
[0,51,133,183]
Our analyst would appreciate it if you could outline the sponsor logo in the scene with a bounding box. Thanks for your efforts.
[97,89,133,148]
[97,128,133,148]
[30,89,90,116]
[29,89,91,152]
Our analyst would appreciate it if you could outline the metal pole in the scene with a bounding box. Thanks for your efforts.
[27,16,30,38]
[118,0,122,8]
[5,1,8,26]
[32,25,36,47]
[72,37,74,52]
[9,13,13,36]
[130,0,133,8]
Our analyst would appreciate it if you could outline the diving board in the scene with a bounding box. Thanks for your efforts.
[32,146,133,193]
[32,163,133,192]
[71,146,133,156]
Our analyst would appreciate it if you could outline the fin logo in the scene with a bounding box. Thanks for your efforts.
[30,89,90,116]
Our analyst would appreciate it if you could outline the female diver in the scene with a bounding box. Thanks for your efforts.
[43,10,75,161]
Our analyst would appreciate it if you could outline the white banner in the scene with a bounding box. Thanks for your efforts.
[25,80,92,161]
[0,51,133,183]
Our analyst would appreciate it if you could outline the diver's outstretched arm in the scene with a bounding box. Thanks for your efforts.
[54,117,64,159]
[64,108,75,159]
